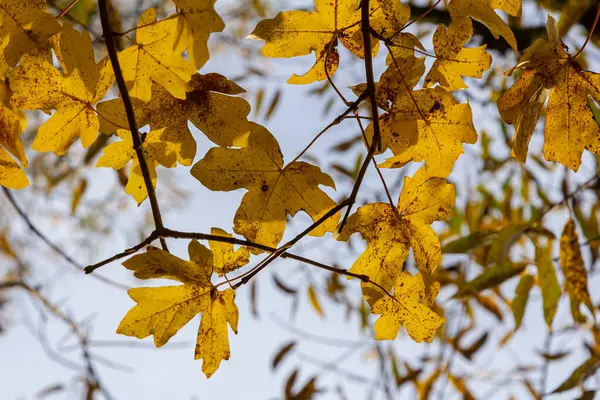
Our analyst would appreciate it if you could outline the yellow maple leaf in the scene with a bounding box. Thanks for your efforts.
[96,128,176,204]
[372,271,444,343]
[208,227,250,276]
[249,0,379,84]
[336,170,455,306]
[118,8,196,102]
[98,73,251,166]
[191,122,340,249]
[498,16,600,171]
[173,0,225,69]
[371,86,478,178]
[0,0,61,67]
[9,24,114,155]
[370,0,411,39]
[425,18,492,91]
[118,239,244,378]
[559,219,593,322]
[0,70,28,189]
[448,0,521,52]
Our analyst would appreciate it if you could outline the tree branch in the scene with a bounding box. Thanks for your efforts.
[97,0,168,251]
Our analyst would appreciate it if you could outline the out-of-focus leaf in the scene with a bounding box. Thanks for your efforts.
[36,383,65,399]
[70,178,87,215]
[448,374,475,400]
[537,350,570,361]
[441,232,496,254]
[523,380,541,400]
[265,89,281,120]
[254,87,264,117]
[511,274,534,330]
[474,294,504,321]
[273,273,297,296]
[459,262,528,295]
[552,357,600,393]
[578,390,597,400]
[272,341,295,370]
[331,135,362,152]
[485,224,531,266]
[250,279,259,318]
[307,285,324,318]
[560,219,593,321]
[460,332,489,360]
[535,242,561,329]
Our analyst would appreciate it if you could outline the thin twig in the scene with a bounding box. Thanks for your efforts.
[3,188,128,290]
[98,0,168,251]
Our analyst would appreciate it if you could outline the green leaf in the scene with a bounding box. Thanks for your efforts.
[485,224,531,266]
[459,262,528,295]
[552,357,600,394]
[441,232,496,254]
[535,242,561,329]
[511,274,534,330]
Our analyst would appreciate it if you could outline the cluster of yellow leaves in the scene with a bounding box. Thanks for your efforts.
[118,235,248,378]
[0,0,228,192]
[499,16,600,171]
[336,173,453,342]
[247,0,517,343]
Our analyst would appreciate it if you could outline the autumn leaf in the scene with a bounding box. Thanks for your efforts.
[191,122,340,249]
[118,239,244,377]
[0,74,28,189]
[96,128,176,204]
[0,0,61,67]
[9,24,114,155]
[370,86,478,178]
[370,0,411,39]
[559,219,594,321]
[173,0,225,69]
[249,0,379,84]
[98,73,251,166]
[424,18,492,91]
[448,0,521,52]
[118,8,196,102]
[208,227,250,276]
[535,241,561,329]
[371,271,444,343]
[337,169,455,306]
[498,16,600,171]
[511,273,534,330]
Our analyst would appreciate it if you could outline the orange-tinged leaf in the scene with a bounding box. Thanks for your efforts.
[249,0,379,84]
[559,219,594,320]
[192,122,339,250]
[9,24,114,155]
[98,73,251,166]
[425,18,492,91]
[448,0,521,52]
[307,285,324,317]
[372,271,444,343]
[118,240,241,378]
[498,16,600,171]
[337,169,455,306]
[173,0,225,69]
[118,8,196,102]
[0,0,61,67]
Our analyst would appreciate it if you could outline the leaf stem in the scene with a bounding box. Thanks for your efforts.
[97,0,168,251]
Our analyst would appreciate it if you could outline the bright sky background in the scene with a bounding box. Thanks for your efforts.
[2,1,600,399]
